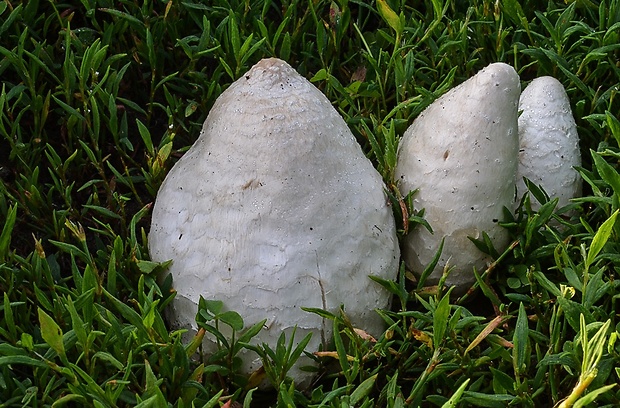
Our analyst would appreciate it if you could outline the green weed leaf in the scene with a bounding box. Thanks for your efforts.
[333,320,351,379]
[591,150,620,197]
[0,204,16,261]
[3,293,16,341]
[218,310,244,331]
[38,308,65,360]
[606,111,620,147]
[433,292,451,349]
[350,374,377,405]
[376,0,403,36]
[442,378,470,407]
[573,384,617,408]
[0,355,47,368]
[586,209,617,270]
[512,302,529,376]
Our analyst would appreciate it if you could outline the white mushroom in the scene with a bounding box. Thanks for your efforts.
[517,76,581,210]
[396,63,520,293]
[149,58,399,387]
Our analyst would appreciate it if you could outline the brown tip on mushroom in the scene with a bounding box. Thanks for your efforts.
[244,58,298,88]
[254,58,288,69]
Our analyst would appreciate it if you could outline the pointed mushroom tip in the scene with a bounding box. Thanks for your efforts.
[484,61,517,73]
[243,57,298,84]
[474,62,520,94]
[520,76,570,105]
[525,76,566,94]
[254,57,289,68]
[480,62,519,81]
[528,75,561,84]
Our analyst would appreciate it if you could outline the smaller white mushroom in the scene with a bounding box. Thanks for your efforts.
[396,63,520,293]
[517,76,582,210]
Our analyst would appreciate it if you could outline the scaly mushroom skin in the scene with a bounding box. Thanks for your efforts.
[149,58,399,386]
[517,76,581,209]
[396,63,520,293]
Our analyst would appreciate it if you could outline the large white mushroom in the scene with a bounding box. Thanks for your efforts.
[516,76,581,210]
[149,58,399,386]
[395,63,520,293]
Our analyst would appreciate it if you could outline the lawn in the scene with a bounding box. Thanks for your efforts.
[1,0,620,406]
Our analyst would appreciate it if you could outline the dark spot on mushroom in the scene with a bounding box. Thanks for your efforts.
[242,179,262,190]
[309,227,313,230]
[179,234,183,239]
[492,218,498,222]
[443,150,449,160]
[245,75,250,80]
[471,207,475,210]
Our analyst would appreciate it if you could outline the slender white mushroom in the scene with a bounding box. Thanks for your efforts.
[149,58,399,387]
[517,76,581,210]
[395,63,520,293]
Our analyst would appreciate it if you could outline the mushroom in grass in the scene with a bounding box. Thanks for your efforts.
[517,76,582,211]
[396,63,520,294]
[149,58,400,387]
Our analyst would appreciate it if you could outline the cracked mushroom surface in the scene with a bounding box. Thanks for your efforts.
[149,58,399,386]
[396,62,520,294]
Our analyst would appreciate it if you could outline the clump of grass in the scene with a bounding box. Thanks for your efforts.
[1,0,620,406]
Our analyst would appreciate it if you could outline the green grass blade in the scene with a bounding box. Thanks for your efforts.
[512,302,529,376]
[38,308,66,360]
[433,292,451,349]
[586,209,618,270]
[441,378,470,408]
[350,374,377,405]
[0,204,17,261]
[573,384,617,408]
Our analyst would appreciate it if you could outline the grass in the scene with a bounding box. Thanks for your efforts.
[1,0,620,406]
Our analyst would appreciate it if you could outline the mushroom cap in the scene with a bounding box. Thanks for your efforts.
[517,76,581,209]
[396,62,520,292]
[149,58,399,386]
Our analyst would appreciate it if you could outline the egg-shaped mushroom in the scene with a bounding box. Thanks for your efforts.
[516,76,581,210]
[396,63,520,293]
[149,58,399,386]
